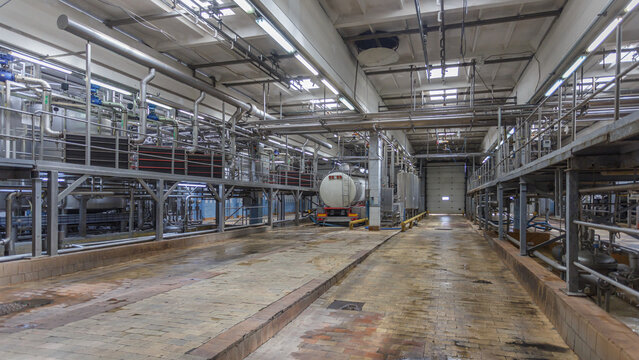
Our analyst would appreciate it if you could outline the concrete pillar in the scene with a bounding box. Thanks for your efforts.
[566,169,580,293]
[368,133,382,231]
[498,183,504,241]
[155,179,164,241]
[31,173,42,257]
[46,171,59,256]
[519,178,527,256]
[217,184,225,232]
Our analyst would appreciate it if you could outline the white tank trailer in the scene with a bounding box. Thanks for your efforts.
[317,172,367,223]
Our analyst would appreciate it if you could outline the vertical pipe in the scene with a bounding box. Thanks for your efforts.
[566,168,580,293]
[267,188,273,227]
[156,179,164,241]
[85,41,92,165]
[497,107,502,176]
[3,82,10,159]
[31,173,43,257]
[46,171,59,256]
[368,132,382,231]
[217,184,225,232]
[79,197,87,237]
[129,188,135,233]
[614,22,622,121]
[498,183,504,241]
[519,178,527,256]
[572,71,577,141]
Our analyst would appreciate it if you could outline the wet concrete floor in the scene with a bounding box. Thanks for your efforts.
[248,216,577,360]
[0,226,396,359]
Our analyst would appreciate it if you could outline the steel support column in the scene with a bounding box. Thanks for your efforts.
[483,189,488,237]
[368,132,382,231]
[31,173,42,257]
[498,183,504,241]
[217,184,225,232]
[46,171,59,256]
[566,169,580,293]
[267,188,273,227]
[519,178,527,256]
[156,179,164,241]
[79,197,87,237]
[294,190,301,225]
[129,188,135,233]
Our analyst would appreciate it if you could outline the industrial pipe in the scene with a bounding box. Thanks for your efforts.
[56,15,334,151]
[132,68,156,145]
[57,15,271,121]
[14,75,61,137]
[1,192,18,255]
[188,91,205,154]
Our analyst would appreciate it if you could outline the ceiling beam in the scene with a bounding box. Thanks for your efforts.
[343,9,562,42]
[365,56,532,76]
[191,53,295,69]
[104,11,184,27]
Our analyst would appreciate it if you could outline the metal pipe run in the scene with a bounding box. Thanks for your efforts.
[188,91,205,154]
[132,68,156,144]
[57,15,272,121]
[580,183,639,194]
[13,75,61,137]
[574,262,639,301]
[574,220,639,238]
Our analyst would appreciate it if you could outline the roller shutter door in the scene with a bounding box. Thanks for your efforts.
[426,164,466,214]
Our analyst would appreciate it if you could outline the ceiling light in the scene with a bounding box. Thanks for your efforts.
[562,55,587,79]
[178,183,207,188]
[256,18,295,53]
[219,8,235,16]
[90,79,133,96]
[11,51,72,74]
[625,0,639,12]
[294,54,318,76]
[201,11,210,19]
[321,79,338,95]
[339,97,355,111]
[545,79,564,97]
[147,99,173,110]
[586,17,622,53]
[233,0,254,13]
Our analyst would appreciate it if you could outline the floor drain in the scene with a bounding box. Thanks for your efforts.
[473,279,492,284]
[328,300,364,311]
[435,228,453,230]
[0,298,53,316]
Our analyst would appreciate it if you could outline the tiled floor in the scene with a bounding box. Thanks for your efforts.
[0,226,396,359]
[248,215,577,360]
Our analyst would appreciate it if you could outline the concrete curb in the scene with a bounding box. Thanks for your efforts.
[479,225,639,360]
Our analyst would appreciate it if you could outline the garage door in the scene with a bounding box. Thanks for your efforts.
[426,164,466,214]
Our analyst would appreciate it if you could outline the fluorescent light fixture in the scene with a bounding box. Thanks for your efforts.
[626,0,639,12]
[178,183,207,188]
[90,79,133,96]
[321,157,328,161]
[147,99,173,110]
[339,97,355,111]
[562,55,587,79]
[321,79,338,95]
[179,109,194,116]
[233,0,254,13]
[11,51,72,74]
[545,79,564,97]
[508,128,515,137]
[482,156,490,164]
[294,54,318,76]
[442,196,450,201]
[256,18,295,53]
[219,8,235,16]
[586,17,622,53]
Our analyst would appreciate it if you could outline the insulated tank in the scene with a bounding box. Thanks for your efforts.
[319,172,367,208]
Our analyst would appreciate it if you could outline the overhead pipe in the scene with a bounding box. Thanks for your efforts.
[188,91,206,154]
[57,15,334,152]
[14,75,61,137]
[414,0,430,80]
[58,15,271,121]
[132,68,156,145]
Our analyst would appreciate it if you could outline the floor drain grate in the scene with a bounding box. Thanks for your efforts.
[0,298,53,316]
[473,279,492,284]
[328,300,364,311]
[435,228,453,230]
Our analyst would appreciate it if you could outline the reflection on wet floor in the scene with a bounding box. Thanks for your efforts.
[248,215,577,360]
[0,226,337,327]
